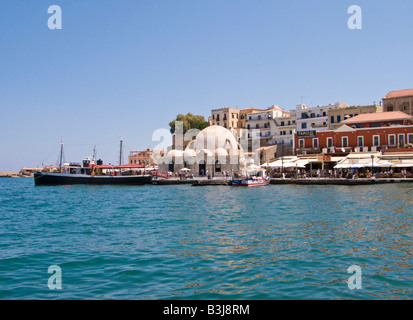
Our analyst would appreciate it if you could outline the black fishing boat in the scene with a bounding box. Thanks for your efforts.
[34,140,153,186]
[33,170,152,186]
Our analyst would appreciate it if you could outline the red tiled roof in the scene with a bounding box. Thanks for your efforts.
[242,107,262,111]
[341,111,413,124]
[384,89,413,99]
[267,105,284,111]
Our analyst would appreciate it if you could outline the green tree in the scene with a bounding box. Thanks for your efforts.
[169,113,209,134]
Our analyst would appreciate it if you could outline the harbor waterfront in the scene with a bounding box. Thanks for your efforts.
[0,177,412,299]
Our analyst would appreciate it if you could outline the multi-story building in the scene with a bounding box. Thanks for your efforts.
[295,111,413,154]
[296,103,347,133]
[239,107,263,129]
[245,106,287,145]
[328,104,383,130]
[383,89,413,116]
[270,109,297,147]
[209,107,241,134]
[129,149,164,166]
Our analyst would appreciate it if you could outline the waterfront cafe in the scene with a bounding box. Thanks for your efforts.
[334,151,413,178]
[264,155,346,172]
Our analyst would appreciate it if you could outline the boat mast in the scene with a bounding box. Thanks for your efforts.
[92,145,97,163]
[119,137,123,166]
[59,140,64,173]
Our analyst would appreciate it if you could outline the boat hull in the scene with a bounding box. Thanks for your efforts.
[231,178,270,187]
[34,172,152,186]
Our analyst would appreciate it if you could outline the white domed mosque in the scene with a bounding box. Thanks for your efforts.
[157,125,247,176]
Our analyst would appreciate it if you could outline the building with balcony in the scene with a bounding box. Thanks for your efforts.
[209,107,240,133]
[295,111,413,154]
[245,106,288,146]
[383,88,413,116]
[296,103,346,133]
[270,109,297,147]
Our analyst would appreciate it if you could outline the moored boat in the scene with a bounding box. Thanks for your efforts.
[231,176,270,186]
[231,167,270,186]
[34,170,152,186]
[34,140,153,186]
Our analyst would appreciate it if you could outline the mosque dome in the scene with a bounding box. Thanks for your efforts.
[188,125,241,154]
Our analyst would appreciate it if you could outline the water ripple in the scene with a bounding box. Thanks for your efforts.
[0,179,412,299]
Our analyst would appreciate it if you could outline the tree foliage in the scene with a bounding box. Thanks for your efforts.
[169,113,209,134]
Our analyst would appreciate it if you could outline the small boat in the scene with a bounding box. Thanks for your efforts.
[231,167,270,187]
[231,176,270,186]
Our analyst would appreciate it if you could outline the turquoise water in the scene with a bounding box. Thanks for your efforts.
[0,178,412,300]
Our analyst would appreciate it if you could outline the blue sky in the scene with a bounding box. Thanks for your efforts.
[1,0,412,170]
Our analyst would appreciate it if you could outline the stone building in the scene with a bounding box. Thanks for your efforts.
[383,89,413,116]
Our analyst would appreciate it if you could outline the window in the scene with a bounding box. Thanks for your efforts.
[281,121,285,126]
[337,115,341,123]
[373,135,380,147]
[313,138,319,148]
[388,134,396,146]
[331,116,335,124]
[247,124,250,129]
[342,136,348,148]
[357,136,364,147]
[327,137,333,148]
[301,123,307,129]
[408,134,413,144]
[216,115,220,121]
[299,139,305,148]
[256,124,259,129]
[232,113,235,119]
[398,134,405,147]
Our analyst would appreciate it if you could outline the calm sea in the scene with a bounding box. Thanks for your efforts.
[0,178,412,300]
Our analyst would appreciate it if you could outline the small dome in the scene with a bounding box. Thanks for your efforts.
[197,149,213,157]
[215,148,228,157]
[167,150,184,158]
[184,149,196,158]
